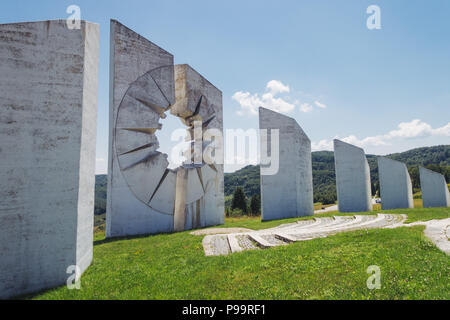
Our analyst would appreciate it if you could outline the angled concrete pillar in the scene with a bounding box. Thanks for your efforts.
[334,139,372,213]
[259,107,314,221]
[107,21,224,238]
[378,157,413,210]
[0,20,99,299]
[419,167,450,208]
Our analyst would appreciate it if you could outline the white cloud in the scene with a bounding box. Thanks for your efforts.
[233,91,262,116]
[299,103,313,113]
[314,101,327,109]
[311,139,334,151]
[234,80,326,116]
[266,80,290,95]
[340,135,389,147]
[311,119,450,151]
[387,119,450,139]
[233,80,295,116]
[432,122,450,136]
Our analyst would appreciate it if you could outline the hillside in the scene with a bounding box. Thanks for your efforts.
[95,145,450,215]
[224,145,450,204]
[32,208,450,300]
[94,175,107,216]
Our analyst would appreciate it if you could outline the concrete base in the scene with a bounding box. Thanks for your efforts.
[0,20,99,299]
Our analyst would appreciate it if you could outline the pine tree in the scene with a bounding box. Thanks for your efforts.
[231,187,247,213]
[250,194,261,216]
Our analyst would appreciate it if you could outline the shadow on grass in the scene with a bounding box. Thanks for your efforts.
[93,223,225,246]
[93,231,174,246]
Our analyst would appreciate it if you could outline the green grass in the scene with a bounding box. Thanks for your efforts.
[221,206,448,230]
[30,207,449,300]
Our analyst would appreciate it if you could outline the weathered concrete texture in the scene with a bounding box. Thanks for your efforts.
[107,21,224,238]
[421,219,450,255]
[378,157,413,210]
[388,218,450,255]
[107,20,175,238]
[0,20,99,299]
[172,65,224,231]
[334,139,373,213]
[190,227,253,236]
[419,167,450,208]
[203,214,410,256]
[259,107,314,221]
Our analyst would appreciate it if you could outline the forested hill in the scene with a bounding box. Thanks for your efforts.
[94,145,450,215]
[224,145,450,204]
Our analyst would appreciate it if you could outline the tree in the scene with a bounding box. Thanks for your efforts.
[409,166,420,189]
[231,187,247,213]
[250,194,261,216]
[371,180,377,197]
[373,181,380,197]
[319,192,336,205]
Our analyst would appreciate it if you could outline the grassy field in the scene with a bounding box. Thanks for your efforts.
[30,207,449,300]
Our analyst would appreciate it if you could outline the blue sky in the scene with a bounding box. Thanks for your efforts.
[2,0,449,173]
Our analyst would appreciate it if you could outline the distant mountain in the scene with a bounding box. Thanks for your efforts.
[95,145,450,214]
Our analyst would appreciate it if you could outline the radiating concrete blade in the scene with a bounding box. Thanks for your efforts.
[185,167,205,204]
[116,94,161,129]
[200,164,218,193]
[115,128,158,156]
[149,65,175,105]
[174,168,188,232]
[149,169,177,215]
[120,152,169,204]
[127,72,171,113]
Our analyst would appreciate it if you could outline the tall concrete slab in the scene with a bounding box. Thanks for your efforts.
[378,157,413,210]
[259,107,314,221]
[334,140,372,213]
[107,21,224,238]
[419,167,450,208]
[0,20,99,299]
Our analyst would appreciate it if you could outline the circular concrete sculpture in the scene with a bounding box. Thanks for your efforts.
[115,66,175,214]
[114,63,222,230]
[108,20,224,238]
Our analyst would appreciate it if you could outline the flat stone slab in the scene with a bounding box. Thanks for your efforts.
[202,235,230,256]
[201,214,450,256]
[228,234,246,253]
[406,219,450,255]
[190,227,253,236]
[248,234,280,248]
